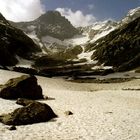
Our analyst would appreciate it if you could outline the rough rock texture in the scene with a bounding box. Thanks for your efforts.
[0,75,43,99]
[0,101,57,125]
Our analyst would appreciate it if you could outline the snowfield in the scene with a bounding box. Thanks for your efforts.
[0,70,140,140]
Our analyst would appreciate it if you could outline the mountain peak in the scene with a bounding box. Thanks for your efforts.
[37,11,62,21]
[11,10,79,40]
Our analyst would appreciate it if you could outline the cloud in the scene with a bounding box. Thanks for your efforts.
[88,4,94,10]
[56,8,96,27]
[0,0,45,22]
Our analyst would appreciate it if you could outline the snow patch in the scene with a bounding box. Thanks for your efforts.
[92,65,113,70]
[78,46,97,64]
[16,56,33,68]
[65,34,89,45]
[90,27,115,43]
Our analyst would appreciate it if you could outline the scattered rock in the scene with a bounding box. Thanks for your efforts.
[0,101,57,125]
[9,125,16,130]
[0,75,43,100]
[105,112,113,114]
[64,111,73,116]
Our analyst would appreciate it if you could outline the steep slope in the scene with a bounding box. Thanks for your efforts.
[86,16,140,71]
[0,13,41,66]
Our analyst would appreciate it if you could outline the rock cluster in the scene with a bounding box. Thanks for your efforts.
[0,75,57,126]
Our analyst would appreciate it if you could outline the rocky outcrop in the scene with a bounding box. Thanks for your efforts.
[0,100,57,125]
[0,75,43,99]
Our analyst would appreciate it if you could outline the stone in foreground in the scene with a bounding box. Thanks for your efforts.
[0,101,57,125]
[0,75,43,99]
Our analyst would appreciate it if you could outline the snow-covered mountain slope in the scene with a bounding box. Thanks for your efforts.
[80,20,118,43]
[121,7,140,25]
[85,16,140,72]
[78,7,140,69]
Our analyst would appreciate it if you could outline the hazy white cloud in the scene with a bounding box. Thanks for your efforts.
[56,8,96,27]
[88,4,94,10]
[0,0,45,22]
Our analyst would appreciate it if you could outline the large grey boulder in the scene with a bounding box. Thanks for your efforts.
[0,75,43,99]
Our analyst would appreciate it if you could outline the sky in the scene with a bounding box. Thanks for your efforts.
[0,0,139,27]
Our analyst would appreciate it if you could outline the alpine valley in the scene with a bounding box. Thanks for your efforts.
[0,7,140,77]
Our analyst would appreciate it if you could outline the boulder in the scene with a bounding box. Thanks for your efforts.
[0,101,57,125]
[0,75,43,99]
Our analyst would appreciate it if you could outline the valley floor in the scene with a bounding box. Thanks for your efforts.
[0,70,140,140]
